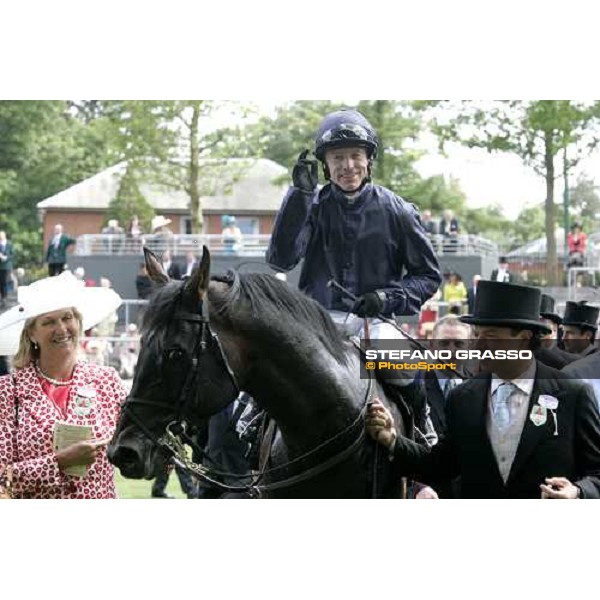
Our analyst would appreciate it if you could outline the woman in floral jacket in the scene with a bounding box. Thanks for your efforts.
[0,271,125,499]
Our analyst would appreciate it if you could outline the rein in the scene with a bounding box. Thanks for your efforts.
[157,371,374,496]
[122,282,376,496]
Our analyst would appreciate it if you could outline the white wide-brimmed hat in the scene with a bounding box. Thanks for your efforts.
[0,271,123,356]
[151,215,172,231]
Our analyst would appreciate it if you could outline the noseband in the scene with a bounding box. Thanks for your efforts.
[120,286,239,452]
[119,282,376,496]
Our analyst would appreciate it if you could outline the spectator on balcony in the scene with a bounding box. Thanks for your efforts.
[45,224,76,277]
[221,215,242,253]
[126,215,145,253]
[101,219,125,254]
[442,271,467,314]
[567,222,587,268]
[421,210,438,236]
[440,209,460,238]
[150,216,174,254]
[127,215,144,239]
[161,250,181,281]
[182,250,198,279]
[440,209,460,254]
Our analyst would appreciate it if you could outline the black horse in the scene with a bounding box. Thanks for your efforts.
[108,247,410,498]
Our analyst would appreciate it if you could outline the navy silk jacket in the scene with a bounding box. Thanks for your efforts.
[267,183,442,316]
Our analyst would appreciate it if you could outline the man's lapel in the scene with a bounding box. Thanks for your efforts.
[460,375,505,482]
[507,363,555,484]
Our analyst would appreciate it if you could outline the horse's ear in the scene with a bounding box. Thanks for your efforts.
[187,245,211,299]
[144,246,169,285]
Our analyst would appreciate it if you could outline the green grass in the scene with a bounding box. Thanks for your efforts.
[115,471,188,499]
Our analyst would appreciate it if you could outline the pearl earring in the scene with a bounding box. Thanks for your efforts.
[31,341,38,351]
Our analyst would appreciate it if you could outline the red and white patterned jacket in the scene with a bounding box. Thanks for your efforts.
[0,361,126,499]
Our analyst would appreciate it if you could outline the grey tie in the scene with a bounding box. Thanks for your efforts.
[493,383,516,431]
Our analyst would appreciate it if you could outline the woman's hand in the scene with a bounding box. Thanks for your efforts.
[365,398,397,450]
[55,438,111,472]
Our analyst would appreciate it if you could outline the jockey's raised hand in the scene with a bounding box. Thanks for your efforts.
[292,149,319,193]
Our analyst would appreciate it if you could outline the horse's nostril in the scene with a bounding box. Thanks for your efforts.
[109,445,144,477]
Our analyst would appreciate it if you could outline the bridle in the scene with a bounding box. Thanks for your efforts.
[119,281,376,496]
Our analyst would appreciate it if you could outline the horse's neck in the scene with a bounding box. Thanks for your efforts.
[246,346,365,452]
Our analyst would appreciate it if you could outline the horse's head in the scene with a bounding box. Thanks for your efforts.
[107,246,240,479]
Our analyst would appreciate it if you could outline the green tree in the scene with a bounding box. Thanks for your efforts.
[508,204,547,248]
[402,174,467,214]
[0,101,115,267]
[93,100,251,233]
[568,175,600,233]
[229,100,423,189]
[429,100,600,284]
[106,164,155,232]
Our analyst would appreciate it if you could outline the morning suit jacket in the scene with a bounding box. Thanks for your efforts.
[535,345,579,370]
[421,371,459,498]
[467,286,477,314]
[45,234,76,265]
[490,269,518,284]
[166,262,182,281]
[0,241,13,271]
[392,361,600,498]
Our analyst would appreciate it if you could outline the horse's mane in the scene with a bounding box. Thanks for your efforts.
[210,271,350,366]
[140,272,350,366]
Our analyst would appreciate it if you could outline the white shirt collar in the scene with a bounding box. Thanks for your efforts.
[491,360,536,398]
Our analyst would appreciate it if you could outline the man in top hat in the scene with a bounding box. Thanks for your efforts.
[366,281,600,499]
[561,301,599,357]
[490,256,517,283]
[535,293,579,369]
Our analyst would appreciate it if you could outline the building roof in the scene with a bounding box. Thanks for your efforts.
[36,158,289,214]
[507,229,600,256]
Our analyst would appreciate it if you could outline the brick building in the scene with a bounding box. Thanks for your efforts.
[36,158,289,247]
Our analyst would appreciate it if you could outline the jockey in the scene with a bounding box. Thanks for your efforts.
[267,108,442,342]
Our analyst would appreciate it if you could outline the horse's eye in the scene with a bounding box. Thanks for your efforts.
[167,349,185,361]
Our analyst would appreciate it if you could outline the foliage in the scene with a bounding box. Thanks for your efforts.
[508,204,547,248]
[106,164,155,232]
[0,101,116,267]
[568,174,600,232]
[403,174,467,214]
[427,100,600,284]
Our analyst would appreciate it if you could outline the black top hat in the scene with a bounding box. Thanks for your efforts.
[540,293,562,324]
[460,281,551,333]
[562,301,599,330]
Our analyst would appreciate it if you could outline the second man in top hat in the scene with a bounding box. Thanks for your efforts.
[366,281,600,499]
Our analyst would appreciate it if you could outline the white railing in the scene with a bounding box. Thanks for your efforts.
[426,234,498,257]
[75,233,498,257]
[75,234,272,257]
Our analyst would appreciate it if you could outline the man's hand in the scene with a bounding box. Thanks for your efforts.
[416,486,439,499]
[292,149,318,193]
[540,477,580,499]
[366,398,397,450]
[352,292,384,317]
